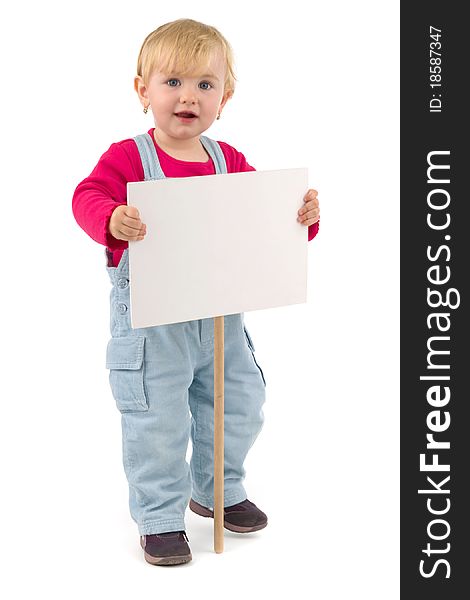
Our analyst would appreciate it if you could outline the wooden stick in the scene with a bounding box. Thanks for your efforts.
[213,315,224,553]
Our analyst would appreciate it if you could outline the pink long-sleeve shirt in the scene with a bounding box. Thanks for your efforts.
[72,127,319,267]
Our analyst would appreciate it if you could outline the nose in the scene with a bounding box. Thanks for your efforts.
[180,96,197,105]
[179,86,198,105]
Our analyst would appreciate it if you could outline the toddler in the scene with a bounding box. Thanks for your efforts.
[72,18,320,566]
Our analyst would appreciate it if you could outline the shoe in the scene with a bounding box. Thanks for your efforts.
[189,498,268,533]
[140,531,192,566]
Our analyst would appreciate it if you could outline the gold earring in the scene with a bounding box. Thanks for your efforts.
[143,105,149,114]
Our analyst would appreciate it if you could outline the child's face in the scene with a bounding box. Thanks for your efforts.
[136,51,230,143]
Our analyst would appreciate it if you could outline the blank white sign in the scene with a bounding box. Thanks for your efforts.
[127,168,309,328]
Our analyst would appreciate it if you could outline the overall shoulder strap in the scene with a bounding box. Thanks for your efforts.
[200,136,227,174]
[134,132,227,177]
[133,133,165,180]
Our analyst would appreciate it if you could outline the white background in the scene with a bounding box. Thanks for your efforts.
[1,1,399,598]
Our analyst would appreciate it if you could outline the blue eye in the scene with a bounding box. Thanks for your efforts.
[167,79,180,87]
[199,81,212,90]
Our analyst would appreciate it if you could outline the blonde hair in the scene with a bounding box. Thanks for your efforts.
[136,19,237,98]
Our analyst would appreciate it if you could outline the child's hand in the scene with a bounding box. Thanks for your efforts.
[297,189,320,226]
[109,205,147,241]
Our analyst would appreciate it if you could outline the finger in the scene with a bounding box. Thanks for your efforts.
[121,231,146,241]
[304,197,319,209]
[298,210,320,223]
[298,200,319,215]
[125,205,141,219]
[121,223,142,237]
[119,224,146,238]
[304,189,318,201]
[299,199,319,215]
[304,217,319,226]
[299,216,319,226]
[122,215,145,230]
[304,208,320,219]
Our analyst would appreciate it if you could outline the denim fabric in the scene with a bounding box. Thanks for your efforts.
[104,134,266,536]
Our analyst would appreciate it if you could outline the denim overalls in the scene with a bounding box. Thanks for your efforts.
[105,133,266,536]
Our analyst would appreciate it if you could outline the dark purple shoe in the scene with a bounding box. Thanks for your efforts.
[140,531,192,566]
[189,498,268,533]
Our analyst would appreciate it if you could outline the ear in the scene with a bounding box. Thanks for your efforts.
[219,90,233,113]
[134,76,148,105]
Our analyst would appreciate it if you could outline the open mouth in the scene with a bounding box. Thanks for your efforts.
[175,112,197,119]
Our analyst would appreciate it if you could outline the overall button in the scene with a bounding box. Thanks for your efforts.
[118,303,128,314]
[117,278,129,289]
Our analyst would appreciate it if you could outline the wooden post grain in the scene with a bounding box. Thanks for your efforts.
[213,315,224,553]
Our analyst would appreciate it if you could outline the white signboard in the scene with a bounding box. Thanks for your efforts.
[127,168,309,328]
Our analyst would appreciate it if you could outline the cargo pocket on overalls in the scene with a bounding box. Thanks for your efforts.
[105,336,149,412]
[243,325,266,387]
